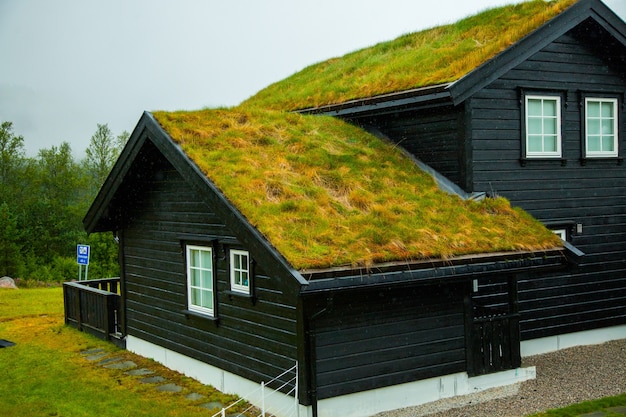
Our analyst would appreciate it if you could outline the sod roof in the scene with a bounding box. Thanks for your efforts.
[149,0,577,270]
[242,0,578,111]
[153,108,561,270]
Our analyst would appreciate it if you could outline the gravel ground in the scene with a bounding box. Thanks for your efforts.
[376,338,626,417]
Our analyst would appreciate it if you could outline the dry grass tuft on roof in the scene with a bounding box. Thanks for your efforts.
[154,108,561,270]
[242,0,577,111]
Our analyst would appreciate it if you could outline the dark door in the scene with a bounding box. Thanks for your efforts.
[467,275,521,376]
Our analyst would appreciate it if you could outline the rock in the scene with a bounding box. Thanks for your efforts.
[0,277,17,289]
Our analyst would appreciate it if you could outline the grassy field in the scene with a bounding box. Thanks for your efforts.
[0,287,238,417]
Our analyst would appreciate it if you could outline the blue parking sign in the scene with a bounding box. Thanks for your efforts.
[77,244,90,265]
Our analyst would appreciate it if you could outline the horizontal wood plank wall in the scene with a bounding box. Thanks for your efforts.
[121,143,298,384]
[469,27,626,339]
[312,284,465,399]
[372,107,464,185]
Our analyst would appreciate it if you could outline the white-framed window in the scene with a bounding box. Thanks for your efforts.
[552,228,567,241]
[230,250,250,295]
[585,97,618,157]
[186,245,215,316]
[525,95,562,158]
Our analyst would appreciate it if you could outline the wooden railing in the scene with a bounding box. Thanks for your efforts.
[63,278,123,346]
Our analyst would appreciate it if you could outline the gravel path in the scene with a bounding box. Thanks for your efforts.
[376,338,626,417]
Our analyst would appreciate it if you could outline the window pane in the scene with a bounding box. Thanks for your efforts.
[190,249,200,267]
[190,268,201,287]
[602,119,614,135]
[544,135,557,152]
[588,119,601,135]
[528,118,542,135]
[602,135,615,152]
[202,270,213,289]
[528,135,543,152]
[527,99,542,116]
[201,289,213,309]
[201,251,212,270]
[543,100,557,117]
[601,102,614,117]
[233,254,241,269]
[241,272,249,286]
[191,288,201,306]
[587,135,601,152]
[587,101,600,117]
[543,118,556,135]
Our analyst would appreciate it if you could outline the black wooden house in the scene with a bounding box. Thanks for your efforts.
[301,0,626,350]
[81,1,626,416]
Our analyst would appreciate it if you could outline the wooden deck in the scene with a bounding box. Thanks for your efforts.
[63,278,124,347]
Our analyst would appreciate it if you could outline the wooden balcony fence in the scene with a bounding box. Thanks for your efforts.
[63,278,124,347]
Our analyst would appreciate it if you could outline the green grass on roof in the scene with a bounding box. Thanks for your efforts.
[154,108,560,270]
[242,0,577,111]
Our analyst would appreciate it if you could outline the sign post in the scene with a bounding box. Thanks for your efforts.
[77,244,90,281]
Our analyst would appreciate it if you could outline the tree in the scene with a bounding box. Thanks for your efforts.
[84,124,129,191]
[0,203,23,277]
[0,121,25,203]
[22,142,86,261]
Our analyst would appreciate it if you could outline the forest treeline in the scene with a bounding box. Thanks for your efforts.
[0,120,128,282]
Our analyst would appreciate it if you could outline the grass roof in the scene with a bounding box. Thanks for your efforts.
[153,108,561,270]
[242,0,578,111]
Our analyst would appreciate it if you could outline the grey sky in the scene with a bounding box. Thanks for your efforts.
[1,0,625,157]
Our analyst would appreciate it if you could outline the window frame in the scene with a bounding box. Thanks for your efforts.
[229,249,251,295]
[524,94,563,159]
[584,97,619,158]
[186,244,216,317]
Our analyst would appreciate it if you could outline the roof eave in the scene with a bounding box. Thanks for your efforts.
[299,247,570,294]
[296,83,454,118]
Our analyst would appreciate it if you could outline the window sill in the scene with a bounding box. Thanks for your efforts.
[519,157,567,167]
[182,309,219,329]
[579,157,623,166]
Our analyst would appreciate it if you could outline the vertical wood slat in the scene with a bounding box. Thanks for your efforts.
[63,278,121,342]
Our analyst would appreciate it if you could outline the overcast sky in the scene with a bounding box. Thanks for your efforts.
[1,0,625,157]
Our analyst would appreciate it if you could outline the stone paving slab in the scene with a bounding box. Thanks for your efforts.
[80,348,105,356]
[104,361,137,370]
[84,353,108,361]
[97,356,124,365]
[199,401,223,411]
[125,368,154,376]
[140,376,167,384]
[607,406,626,415]
[157,383,183,393]
[186,392,205,401]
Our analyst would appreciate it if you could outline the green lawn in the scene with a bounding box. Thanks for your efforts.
[0,287,237,417]
[528,394,626,417]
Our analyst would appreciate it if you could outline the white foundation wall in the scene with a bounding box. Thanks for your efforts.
[315,367,536,417]
[521,324,626,357]
[126,335,536,417]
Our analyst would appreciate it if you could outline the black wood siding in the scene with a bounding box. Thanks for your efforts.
[311,284,465,399]
[119,142,299,384]
[469,29,626,339]
[370,107,465,186]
